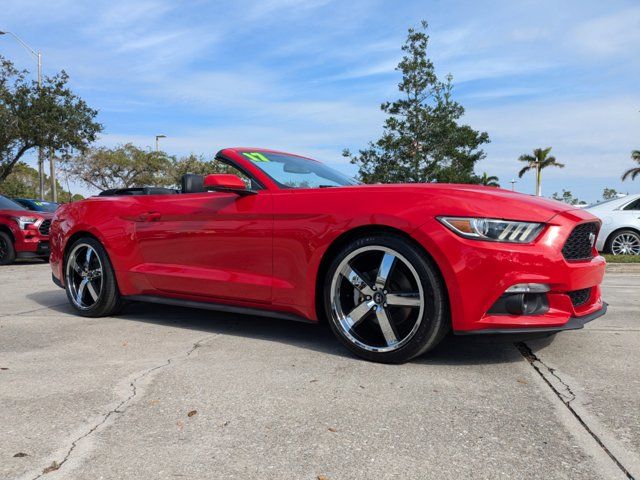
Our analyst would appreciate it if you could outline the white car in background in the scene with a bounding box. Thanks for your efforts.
[586,194,640,255]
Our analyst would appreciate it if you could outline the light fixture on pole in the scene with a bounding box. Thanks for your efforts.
[155,134,167,152]
[0,31,51,201]
[510,178,518,192]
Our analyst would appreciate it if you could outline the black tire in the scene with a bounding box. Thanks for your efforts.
[64,237,124,317]
[605,229,640,256]
[323,234,449,363]
[0,231,16,265]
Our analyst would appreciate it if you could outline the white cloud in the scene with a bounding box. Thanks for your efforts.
[568,5,640,57]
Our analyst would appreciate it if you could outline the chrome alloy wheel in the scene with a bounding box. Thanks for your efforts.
[611,232,640,255]
[330,246,425,353]
[66,243,103,309]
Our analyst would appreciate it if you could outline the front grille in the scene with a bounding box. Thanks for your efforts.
[39,219,51,236]
[567,288,591,307]
[562,222,598,261]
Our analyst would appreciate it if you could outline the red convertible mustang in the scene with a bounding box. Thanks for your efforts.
[50,148,606,363]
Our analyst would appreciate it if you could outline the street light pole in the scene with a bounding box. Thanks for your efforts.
[155,134,166,152]
[0,31,50,201]
[510,179,517,192]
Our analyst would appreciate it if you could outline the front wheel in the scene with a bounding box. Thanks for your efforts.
[606,229,640,255]
[64,237,123,317]
[0,231,16,265]
[323,234,449,363]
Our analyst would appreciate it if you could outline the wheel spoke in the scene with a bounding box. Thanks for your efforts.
[76,278,88,305]
[345,300,375,329]
[375,253,396,290]
[86,281,99,302]
[375,306,398,346]
[85,247,93,267]
[69,257,82,274]
[342,264,374,296]
[386,292,421,307]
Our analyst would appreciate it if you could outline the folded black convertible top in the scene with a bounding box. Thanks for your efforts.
[98,187,178,196]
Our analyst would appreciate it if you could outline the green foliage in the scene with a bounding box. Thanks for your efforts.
[602,187,619,200]
[551,189,584,205]
[62,144,174,191]
[604,254,640,263]
[0,55,102,184]
[622,150,640,181]
[63,147,249,192]
[0,160,79,201]
[479,172,500,187]
[343,21,489,184]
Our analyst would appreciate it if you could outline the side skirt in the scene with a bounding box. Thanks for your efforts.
[124,295,316,324]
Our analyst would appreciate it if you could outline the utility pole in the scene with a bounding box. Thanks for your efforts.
[0,31,50,200]
[155,134,167,152]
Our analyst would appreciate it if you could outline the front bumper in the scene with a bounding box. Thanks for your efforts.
[456,303,607,335]
[16,240,50,258]
[413,208,606,333]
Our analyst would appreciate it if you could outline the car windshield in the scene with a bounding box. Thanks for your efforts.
[240,151,358,189]
[0,195,27,210]
[18,199,59,212]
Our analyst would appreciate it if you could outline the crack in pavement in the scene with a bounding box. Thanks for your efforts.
[516,342,635,480]
[0,303,68,318]
[27,334,217,479]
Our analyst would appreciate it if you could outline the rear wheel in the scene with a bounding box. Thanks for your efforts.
[0,232,16,265]
[64,237,123,317]
[606,229,640,255]
[324,234,449,363]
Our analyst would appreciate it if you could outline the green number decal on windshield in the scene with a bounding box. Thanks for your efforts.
[242,152,270,162]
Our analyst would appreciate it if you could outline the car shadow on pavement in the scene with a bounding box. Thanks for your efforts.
[27,291,537,366]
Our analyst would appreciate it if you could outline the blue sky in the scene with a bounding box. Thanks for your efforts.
[1,0,639,202]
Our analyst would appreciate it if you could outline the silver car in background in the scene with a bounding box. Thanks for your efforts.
[586,194,640,255]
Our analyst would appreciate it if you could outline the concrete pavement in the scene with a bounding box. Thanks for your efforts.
[1,262,638,480]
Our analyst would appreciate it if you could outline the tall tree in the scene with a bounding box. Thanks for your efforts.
[0,55,102,184]
[622,150,640,181]
[343,21,489,184]
[518,147,564,196]
[62,144,173,191]
[479,172,500,187]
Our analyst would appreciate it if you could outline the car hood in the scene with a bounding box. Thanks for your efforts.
[0,209,53,219]
[332,183,580,223]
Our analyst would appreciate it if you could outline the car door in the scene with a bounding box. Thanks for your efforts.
[132,190,273,303]
[621,197,640,228]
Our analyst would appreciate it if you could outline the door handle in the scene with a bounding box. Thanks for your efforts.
[139,211,161,222]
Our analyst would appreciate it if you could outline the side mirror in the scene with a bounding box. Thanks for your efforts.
[203,174,256,195]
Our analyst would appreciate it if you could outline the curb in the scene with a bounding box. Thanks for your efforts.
[606,263,640,274]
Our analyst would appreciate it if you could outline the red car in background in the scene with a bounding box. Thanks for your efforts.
[0,195,52,265]
[49,148,606,363]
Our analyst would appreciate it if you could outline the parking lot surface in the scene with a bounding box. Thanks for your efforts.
[1,262,639,480]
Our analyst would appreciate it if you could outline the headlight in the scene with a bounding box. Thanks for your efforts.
[437,217,544,243]
[12,216,38,230]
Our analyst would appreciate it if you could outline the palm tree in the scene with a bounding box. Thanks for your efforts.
[518,147,564,196]
[622,150,640,181]
[479,172,500,187]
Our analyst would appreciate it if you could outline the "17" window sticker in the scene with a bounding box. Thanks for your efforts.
[242,152,270,162]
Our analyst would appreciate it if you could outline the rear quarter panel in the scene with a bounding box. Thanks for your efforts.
[51,197,145,293]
